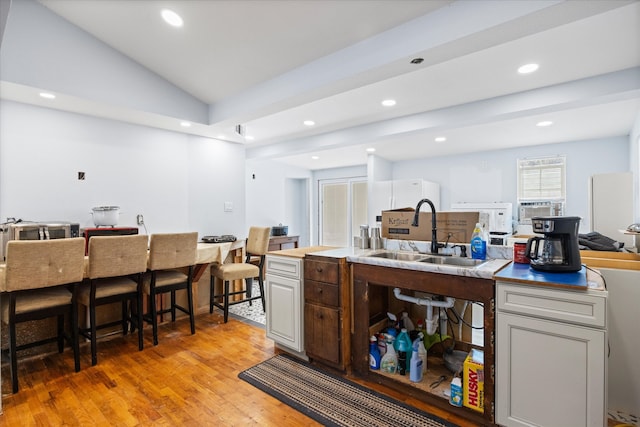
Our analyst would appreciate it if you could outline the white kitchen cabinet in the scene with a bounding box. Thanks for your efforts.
[369,179,440,226]
[496,281,608,427]
[265,254,305,353]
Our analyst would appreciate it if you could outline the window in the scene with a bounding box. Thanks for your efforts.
[517,155,566,201]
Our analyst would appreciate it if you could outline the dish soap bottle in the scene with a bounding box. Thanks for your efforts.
[470,222,487,260]
[409,338,424,383]
[380,334,397,374]
[369,335,381,370]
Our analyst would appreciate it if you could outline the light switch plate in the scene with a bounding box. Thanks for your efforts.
[224,201,233,212]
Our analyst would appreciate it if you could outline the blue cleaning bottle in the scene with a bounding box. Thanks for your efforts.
[369,335,381,370]
[409,338,423,383]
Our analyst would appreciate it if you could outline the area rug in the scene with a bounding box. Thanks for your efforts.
[238,354,459,427]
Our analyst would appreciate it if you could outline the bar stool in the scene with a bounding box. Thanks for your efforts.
[79,234,148,366]
[1,238,85,393]
[209,226,270,323]
[143,232,198,345]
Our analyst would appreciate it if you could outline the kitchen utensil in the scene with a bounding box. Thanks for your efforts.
[626,223,640,232]
[430,375,447,389]
[370,227,383,250]
[359,224,370,249]
[91,206,120,227]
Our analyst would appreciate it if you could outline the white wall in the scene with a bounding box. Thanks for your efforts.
[0,100,245,237]
[245,159,312,244]
[630,111,640,224]
[390,137,630,233]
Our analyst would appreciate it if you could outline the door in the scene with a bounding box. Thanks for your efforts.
[496,312,606,427]
[265,272,303,352]
[319,178,367,246]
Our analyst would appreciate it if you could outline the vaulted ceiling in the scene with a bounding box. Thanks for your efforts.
[2,0,639,170]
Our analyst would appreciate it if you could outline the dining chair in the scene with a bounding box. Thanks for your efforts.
[79,234,148,366]
[210,226,271,323]
[143,232,198,345]
[1,237,85,393]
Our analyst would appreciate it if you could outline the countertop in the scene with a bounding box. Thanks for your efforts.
[266,246,338,259]
[345,248,511,279]
[494,261,606,291]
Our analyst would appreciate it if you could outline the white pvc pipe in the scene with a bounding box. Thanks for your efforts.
[393,288,455,335]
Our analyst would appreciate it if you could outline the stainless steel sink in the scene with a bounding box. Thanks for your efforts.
[367,251,428,262]
[419,256,486,267]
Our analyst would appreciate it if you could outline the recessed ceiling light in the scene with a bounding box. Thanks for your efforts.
[435,136,446,142]
[180,121,191,127]
[381,99,396,107]
[518,63,539,74]
[39,92,55,99]
[366,147,376,153]
[303,120,315,126]
[311,155,320,160]
[536,120,553,127]
[161,9,183,27]
[245,135,255,141]
[217,134,226,139]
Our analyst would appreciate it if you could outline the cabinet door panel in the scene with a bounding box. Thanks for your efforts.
[496,312,606,427]
[265,274,302,352]
[304,304,340,364]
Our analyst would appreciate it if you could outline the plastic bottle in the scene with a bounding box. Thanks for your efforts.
[394,328,412,375]
[416,332,427,373]
[409,339,424,383]
[470,222,487,260]
[369,335,381,370]
[380,335,398,374]
[450,377,463,407]
[377,333,387,357]
[401,312,415,332]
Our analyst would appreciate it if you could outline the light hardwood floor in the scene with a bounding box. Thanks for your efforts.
[0,313,479,426]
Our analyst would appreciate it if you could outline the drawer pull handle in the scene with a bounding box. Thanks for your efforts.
[316,267,323,272]
[317,288,323,293]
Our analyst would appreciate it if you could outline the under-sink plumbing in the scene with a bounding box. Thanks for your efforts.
[393,288,455,335]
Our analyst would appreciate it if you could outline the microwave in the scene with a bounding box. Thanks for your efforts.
[0,222,80,260]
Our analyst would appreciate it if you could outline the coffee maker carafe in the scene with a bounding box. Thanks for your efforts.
[525,216,582,272]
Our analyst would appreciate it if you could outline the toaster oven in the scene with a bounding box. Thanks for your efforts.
[0,222,80,260]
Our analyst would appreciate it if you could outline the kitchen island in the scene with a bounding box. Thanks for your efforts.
[347,250,508,426]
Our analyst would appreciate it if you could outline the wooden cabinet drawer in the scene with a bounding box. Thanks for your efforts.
[304,279,339,306]
[304,259,338,284]
[496,281,607,328]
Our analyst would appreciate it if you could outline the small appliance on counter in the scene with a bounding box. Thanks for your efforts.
[1,221,80,260]
[83,226,139,255]
[271,224,288,236]
[525,216,582,272]
[450,202,513,245]
[201,235,237,243]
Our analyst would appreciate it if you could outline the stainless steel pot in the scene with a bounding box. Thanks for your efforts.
[91,206,120,226]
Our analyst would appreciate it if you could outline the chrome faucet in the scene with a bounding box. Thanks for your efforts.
[411,198,439,254]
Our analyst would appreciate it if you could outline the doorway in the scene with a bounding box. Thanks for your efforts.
[319,178,367,247]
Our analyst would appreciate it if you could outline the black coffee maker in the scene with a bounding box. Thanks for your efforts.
[525,216,582,272]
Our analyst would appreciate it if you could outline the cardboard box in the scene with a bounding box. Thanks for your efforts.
[381,209,479,244]
[463,348,484,413]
